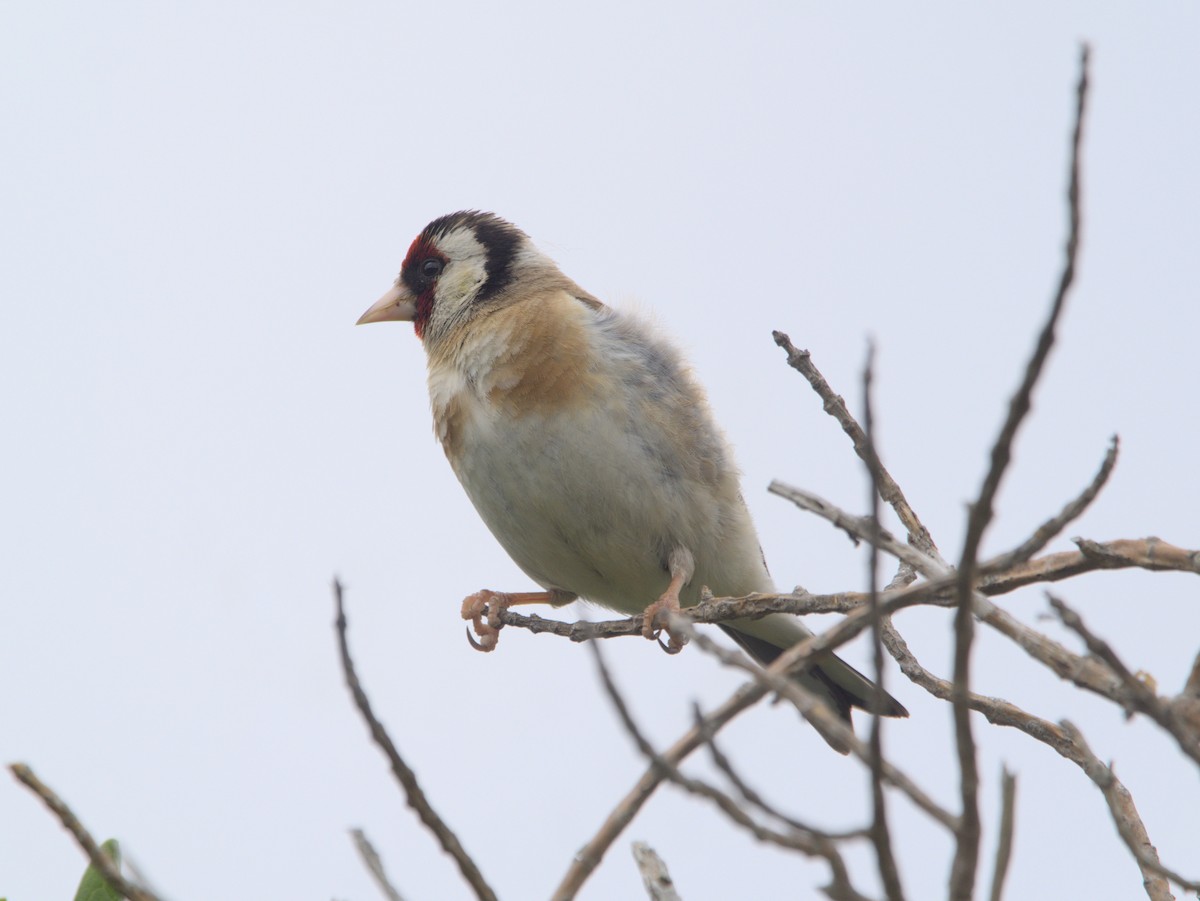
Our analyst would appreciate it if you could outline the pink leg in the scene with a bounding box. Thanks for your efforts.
[640,547,696,655]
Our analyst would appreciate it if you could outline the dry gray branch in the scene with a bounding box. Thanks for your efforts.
[681,620,958,833]
[979,537,1200,594]
[552,599,935,901]
[587,643,862,866]
[862,341,905,901]
[983,437,1119,573]
[632,842,683,901]
[882,622,1200,899]
[1049,594,1200,767]
[333,579,498,901]
[551,677,768,901]
[949,44,1093,899]
[690,702,866,841]
[1059,722,1192,901]
[493,533,1199,647]
[769,481,933,576]
[987,768,1017,901]
[350,828,407,901]
[771,329,944,567]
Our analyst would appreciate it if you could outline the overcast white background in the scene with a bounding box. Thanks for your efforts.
[3,3,1198,900]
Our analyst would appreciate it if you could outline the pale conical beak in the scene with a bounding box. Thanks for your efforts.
[357,283,417,324]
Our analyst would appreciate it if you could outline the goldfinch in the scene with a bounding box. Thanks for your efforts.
[358,211,907,751]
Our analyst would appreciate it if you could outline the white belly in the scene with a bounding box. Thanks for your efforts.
[447,392,772,615]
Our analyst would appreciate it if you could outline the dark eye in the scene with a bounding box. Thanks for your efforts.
[421,258,443,279]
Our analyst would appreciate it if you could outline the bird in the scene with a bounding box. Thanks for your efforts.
[357,210,908,751]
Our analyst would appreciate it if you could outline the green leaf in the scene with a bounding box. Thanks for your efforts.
[73,838,122,901]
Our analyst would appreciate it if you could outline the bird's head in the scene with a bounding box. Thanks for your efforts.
[357,211,541,347]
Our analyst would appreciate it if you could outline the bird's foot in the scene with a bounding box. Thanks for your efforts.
[641,590,688,655]
[461,589,566,652]
[462,590,509,652]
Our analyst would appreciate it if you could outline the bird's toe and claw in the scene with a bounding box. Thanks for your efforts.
[641,590,688,654]
[641,550,695,655]
[461,589,572,652]
[461,589,508,652]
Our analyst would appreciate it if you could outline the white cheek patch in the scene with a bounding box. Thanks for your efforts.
[442,266,483,300]
[427,228,491,336]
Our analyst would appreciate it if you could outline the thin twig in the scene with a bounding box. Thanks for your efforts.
[632,842,683,901]
[863,341,905,901]
[585,643,872,900]
[987,768,1018,901]
[493,534,1199,646]
[769,482,933,576]
[691,702,868,842]
[9,764,162,901]
[683,622,958,833]
[882,622,1199,899]
[764,486,1149,723]
[333,579,499,901]
[958,43,1090,583]
[973,594,1123,701]
[1183,650,1200,699]
[554,599,928,901]
[979,537,1200,594]
[1060,722,1188,900]
[771,329,945,566]
[552,678,768,901]
[950,43,1091,901]
[1049,594,1200,766]
[982,436,1119,573]
[350,828,407,901]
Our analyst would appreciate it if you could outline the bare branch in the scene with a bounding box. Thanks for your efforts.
[862,341,905,901]
[987,768,1017,901]
[983,435,1119,573]
[1060,722,1193,900]
[769,481,934,577]
[973,594,1123,701]
[350,828,407,901]
[632,842,683,901]
[690,702,866,840]
[1049,594,1200,766]
[959,39,1090,581]
[9,763,162,901]
[682,621,959,833]
[950,43,1091,901]
[552,674,769,900]
[979,537,1200,594]
[1183,650,1200,700]
[554,598,943,901]
[882,622,1200,898]
[583,642,873,901]
[333,579,499,901]
[771,329,944,565]
[764,483,1165,733]
[491,533,1198,650]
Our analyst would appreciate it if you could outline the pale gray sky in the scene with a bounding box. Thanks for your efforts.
[3,3,1198,900]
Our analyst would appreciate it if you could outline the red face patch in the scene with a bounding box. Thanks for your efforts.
[400,235,447,340]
